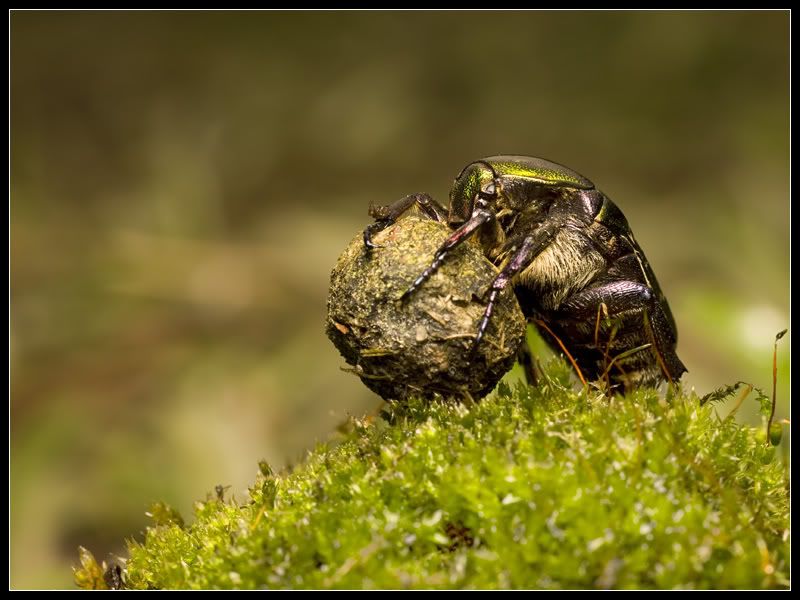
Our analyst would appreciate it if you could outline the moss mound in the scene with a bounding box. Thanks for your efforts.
[78,361,789,590]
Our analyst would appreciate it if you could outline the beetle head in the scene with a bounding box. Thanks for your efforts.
[448,161,500,226]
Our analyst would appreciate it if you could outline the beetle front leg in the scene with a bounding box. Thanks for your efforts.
[471,222,560,354]
[363,193,448,249]
[401,205,495,301]
[471,235,537,354]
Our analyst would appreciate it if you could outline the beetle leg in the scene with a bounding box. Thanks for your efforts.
[557,281,687,383]
[470,236,537,355]
[363,193,448,249]
[400,206,495,301]
[471,222,562,355]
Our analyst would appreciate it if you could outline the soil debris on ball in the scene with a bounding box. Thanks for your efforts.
[326,216,526,401]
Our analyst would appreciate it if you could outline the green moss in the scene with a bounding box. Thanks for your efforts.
[91,360,789,589]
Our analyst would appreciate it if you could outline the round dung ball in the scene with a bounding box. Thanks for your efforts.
[326,216,526,401]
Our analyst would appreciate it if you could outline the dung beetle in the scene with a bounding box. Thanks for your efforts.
[363,155,686,391]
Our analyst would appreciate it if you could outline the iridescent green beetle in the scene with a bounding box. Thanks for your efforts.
[364,155,686,391]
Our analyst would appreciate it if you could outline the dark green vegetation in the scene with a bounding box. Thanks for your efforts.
[77,361,789,590]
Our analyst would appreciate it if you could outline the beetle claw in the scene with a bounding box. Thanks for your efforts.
[363,225,386,250]
[364,237,383,250]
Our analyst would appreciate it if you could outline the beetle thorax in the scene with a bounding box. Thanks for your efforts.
[498,177,559,216]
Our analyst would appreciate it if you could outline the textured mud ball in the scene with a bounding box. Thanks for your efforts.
[326,216,526,401]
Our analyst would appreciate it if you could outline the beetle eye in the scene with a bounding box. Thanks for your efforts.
[482,182,497,196]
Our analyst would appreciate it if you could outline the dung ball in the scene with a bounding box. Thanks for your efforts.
[326,216,526,401]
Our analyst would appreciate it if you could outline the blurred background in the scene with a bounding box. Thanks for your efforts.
[11,11,789,589]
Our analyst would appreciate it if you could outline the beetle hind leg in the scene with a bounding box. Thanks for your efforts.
[555,281,686,388]
[363,193,448,249]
